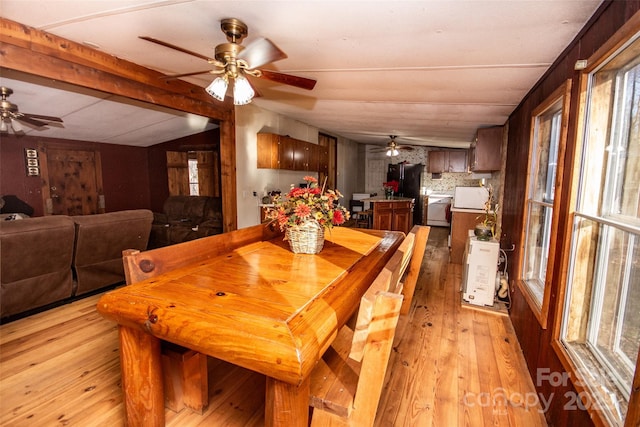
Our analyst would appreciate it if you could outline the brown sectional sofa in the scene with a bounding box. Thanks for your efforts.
[149,196,223,248]
[0,209,153,320]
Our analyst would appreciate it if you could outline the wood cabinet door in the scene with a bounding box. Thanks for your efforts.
[428,151,446,173]
[472,127,503,172]
[392,205,412,234]
[448,151,468,172]
[257,133,279,169]
[373,203,393,230]
[279,136,296,170]
[293,140,310,171]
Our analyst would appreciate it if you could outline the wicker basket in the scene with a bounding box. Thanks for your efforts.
[285,221,325,254]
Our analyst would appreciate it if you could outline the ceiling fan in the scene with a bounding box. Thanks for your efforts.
[0,87,63,134]
[140,18,317,105]
[371,136,417,156]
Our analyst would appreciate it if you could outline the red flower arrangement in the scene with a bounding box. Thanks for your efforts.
[267,176,350,231]
[383,180,399,193]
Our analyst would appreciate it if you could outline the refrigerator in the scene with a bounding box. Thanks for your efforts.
[387,163,423,225]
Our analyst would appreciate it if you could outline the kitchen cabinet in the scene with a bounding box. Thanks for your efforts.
[257,133,327,172]
[257,133,280,169]
[450,209,481,264]
[448,151,468,172]
[428,150,468,173]
[470,126,503,172]
[371,199,413,234]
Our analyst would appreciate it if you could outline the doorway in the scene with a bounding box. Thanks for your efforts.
[39,144,104,215]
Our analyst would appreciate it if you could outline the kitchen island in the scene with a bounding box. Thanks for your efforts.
[365,196,414,234]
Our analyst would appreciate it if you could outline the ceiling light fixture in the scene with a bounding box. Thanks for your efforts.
[386,148,399,157]
[205,70,256,105]
[0,117,25,134]
[205,75,229,101]
[233,74,255,105]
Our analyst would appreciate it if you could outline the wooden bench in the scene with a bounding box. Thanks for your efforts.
[308,225,429,426]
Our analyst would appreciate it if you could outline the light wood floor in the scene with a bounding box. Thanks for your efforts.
[0,227,547,426]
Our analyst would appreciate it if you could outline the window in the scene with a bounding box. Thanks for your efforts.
[188,156,199,196]
[166,150,220,197]
[519,82,571,328]
[560,31,640,426]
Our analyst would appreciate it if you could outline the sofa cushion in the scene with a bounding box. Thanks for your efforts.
[72,210,153,295]
[1,216,75,318]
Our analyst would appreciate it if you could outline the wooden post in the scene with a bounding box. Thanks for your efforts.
[118,326,164,427]
[265,376,310,427]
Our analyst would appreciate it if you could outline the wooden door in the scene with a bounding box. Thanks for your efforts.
[41,146,103,215]
[318,133,337,190]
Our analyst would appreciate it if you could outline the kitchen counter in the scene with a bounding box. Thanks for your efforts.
[364,196,414,202]
[450,207,486,214]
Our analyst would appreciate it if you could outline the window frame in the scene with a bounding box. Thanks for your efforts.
[552,13,640,427]
[516,81,572,329]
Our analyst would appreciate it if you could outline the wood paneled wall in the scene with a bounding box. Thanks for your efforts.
[501,1,640,426]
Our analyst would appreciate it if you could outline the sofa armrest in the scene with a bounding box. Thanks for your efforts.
[153,212,168,224]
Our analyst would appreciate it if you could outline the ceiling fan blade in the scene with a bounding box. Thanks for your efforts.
[239,37,287,69]
[257,69,317,90]
[22,113,63,122]
[139,36,213,62]
[15,116,49,127]
[160,70,218,80]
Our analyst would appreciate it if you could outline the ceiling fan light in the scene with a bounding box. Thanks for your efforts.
[233,74,254,105]
[386,148,399,156]
[10,118,23,133]
[0,119,8,133]
[205,76,228,101]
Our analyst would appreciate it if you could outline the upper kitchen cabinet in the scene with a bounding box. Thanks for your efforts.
[469,126,503,172]
[428,150,468,173]
[257,133,326,172]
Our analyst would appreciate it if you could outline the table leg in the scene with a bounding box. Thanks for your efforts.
[265,375,310,427]
[118,325,164,427]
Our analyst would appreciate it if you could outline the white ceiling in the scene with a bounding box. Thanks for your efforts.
[0,0,602,148]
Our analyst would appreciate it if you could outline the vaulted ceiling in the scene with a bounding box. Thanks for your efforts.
[0,0,602,148]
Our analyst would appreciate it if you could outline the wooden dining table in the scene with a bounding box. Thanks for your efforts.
[96,225,405,427]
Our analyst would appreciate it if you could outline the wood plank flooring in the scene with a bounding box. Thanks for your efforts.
[0,227,547,426]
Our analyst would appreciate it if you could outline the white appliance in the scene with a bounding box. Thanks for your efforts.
[462,235,499,306]
[426,194,452,227]
[453,186,489,210]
